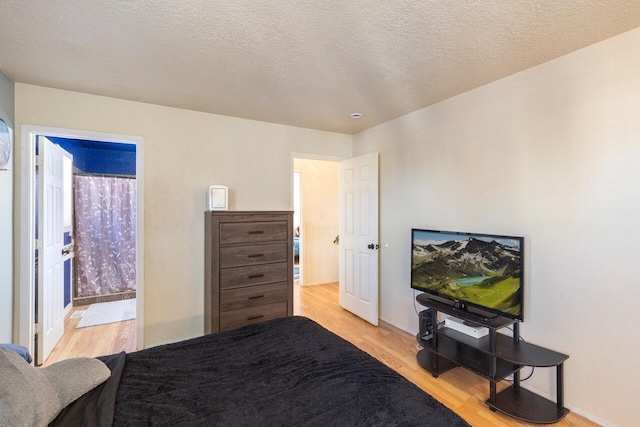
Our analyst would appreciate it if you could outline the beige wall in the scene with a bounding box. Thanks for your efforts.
[294,158,339,286]
[353,27,640,426]
[14,84,352,347]
[0,70,14,342]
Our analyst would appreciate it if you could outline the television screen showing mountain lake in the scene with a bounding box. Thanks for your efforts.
[453,277,488,286]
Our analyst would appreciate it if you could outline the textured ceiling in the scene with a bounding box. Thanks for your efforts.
[2,1,640,134]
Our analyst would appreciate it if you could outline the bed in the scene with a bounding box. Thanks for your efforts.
[2,316,469,426]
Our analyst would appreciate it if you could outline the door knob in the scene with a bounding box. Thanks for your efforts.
[367,244,379,250]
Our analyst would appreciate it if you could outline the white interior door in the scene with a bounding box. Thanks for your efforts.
[339,152,379,325]
[37,136,65,364]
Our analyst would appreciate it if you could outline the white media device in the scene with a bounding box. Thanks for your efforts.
[444,316,489,339]
[207,185,228,210]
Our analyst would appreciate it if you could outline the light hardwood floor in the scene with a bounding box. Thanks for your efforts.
[46,283,597,427]
[43,305,136,366]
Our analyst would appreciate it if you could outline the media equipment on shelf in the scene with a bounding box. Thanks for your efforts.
[418,308,434,340]
[443,316,489,338]
[411,228,524,321]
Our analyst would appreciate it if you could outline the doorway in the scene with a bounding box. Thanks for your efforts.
[291,152,380,326]
[293,172,301,282]
[50,137,137,305]
[18,125,145,362]
[292,157,340,288]
[37,137,138,364]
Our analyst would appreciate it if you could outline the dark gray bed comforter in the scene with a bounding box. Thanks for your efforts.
[52,316,469,427]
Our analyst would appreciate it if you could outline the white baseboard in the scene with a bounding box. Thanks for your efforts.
[63,303,72,318]
[518,382,613,426]
[379,316,415,335]
[300,280,338,287]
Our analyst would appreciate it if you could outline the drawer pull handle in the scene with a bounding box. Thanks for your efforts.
[248,230,265,235]
[248,274,265,279]
[248,254,264,258]
[247,315,264,321]
[248,295,265,300]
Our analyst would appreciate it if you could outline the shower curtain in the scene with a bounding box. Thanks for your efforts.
[74,175,136,297]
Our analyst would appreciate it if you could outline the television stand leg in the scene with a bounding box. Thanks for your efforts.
[489,381,497,403]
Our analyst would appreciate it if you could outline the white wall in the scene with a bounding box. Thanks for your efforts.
[353,27,640,427]
[294,158,339,286]
[14,84,352,347]
[0,70,14,342]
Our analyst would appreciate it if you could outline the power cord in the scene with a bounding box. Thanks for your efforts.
[504,325,534,382]
[505,325,526,342]
[412,289,422,316]
[520,366,535,381]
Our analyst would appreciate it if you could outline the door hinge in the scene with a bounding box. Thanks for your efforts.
[35,323,43,336]
[34,154,41,168]
[35,239,42,250]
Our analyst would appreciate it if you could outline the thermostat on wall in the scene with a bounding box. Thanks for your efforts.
[208,185,228,210]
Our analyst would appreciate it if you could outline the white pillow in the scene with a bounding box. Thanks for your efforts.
[0,347,110,427]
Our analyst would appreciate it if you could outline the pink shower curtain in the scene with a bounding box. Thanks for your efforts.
[74,175,137,297]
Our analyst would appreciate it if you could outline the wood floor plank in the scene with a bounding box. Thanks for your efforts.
[43,305,136,366]
[44,283,597,426]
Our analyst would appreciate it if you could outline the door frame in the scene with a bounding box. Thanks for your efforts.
[292,171,302,283]
[290,152,343,288]
[18,124,145,356]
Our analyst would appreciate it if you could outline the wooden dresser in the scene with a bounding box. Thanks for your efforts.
[204,211,294,333]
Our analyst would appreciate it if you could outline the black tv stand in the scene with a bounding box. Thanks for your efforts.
[416,294,569,424]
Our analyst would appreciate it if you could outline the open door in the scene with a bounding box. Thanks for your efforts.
[339,152,379,325]
[36,136,68,364]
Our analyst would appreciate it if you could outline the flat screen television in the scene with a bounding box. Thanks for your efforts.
[411,229,524,321]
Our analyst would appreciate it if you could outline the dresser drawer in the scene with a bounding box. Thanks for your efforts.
[220,282,288,312]
[219,243,287,268]
[219,302,288,331]
[219,221,288,245]
[220,262,288,290]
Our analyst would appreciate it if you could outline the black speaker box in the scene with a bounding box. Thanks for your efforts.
[418,308,434,340]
